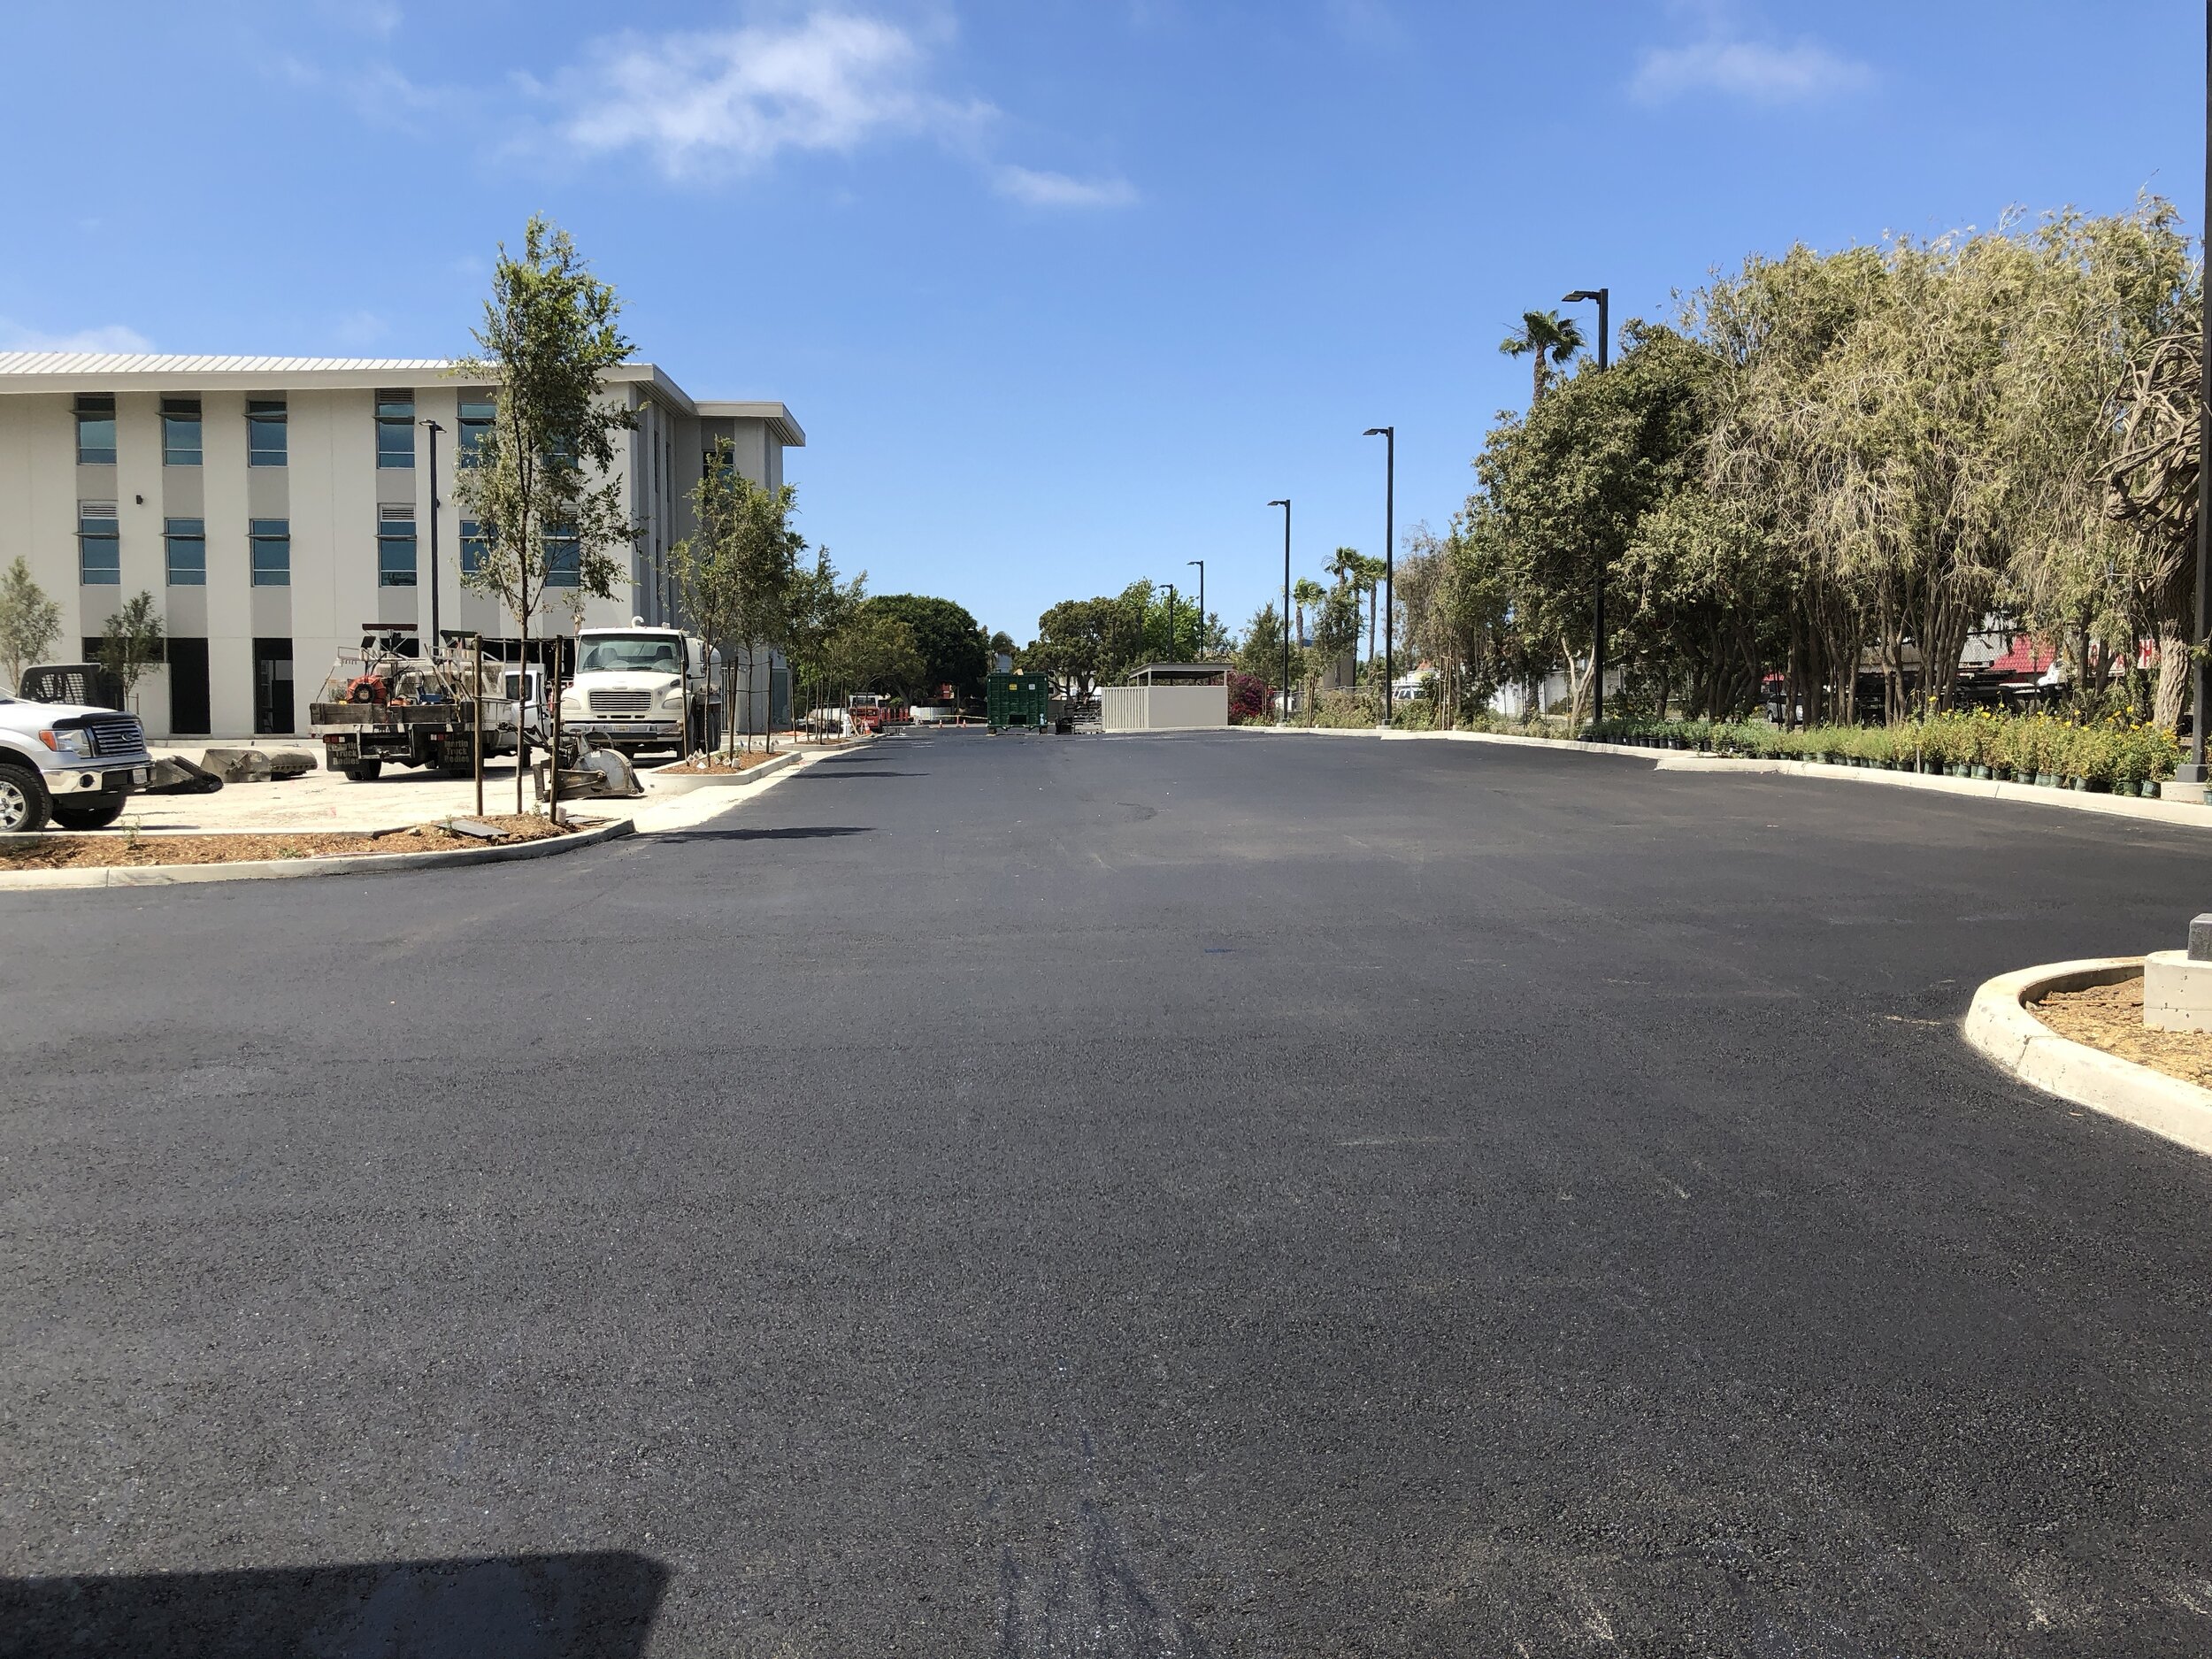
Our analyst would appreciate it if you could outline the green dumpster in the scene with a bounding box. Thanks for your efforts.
[987,672,1049,733]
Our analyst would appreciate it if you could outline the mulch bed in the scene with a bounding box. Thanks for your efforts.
[656,750,787,775]
[0,814,570,872]
[2032,977,2212,1089]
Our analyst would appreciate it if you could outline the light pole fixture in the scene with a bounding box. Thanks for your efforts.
[1187,559,1204,658]
[1270,499,1291,722]
[1562,288,1610,726]
[421,419,444,648]
[1363,426,1394,723]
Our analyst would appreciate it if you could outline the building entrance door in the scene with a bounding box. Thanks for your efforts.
[168,637,211,736]
[253,638,295,734]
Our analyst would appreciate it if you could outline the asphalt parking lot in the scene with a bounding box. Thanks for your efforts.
[6,727,2212,1656]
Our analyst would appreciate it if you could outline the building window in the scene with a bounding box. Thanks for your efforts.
[250,518,291,587]
[165,517,207,586]
[75,395,116,465]
[544,524,580,587]
[377,504,417,587]
[78,503,120,584]
[161,396,203,466]
[376,390,415,469]
[457,397,495,465]
[459,518,488,577]
[247,399,287,467]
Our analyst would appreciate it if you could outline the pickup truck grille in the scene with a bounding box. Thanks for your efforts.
[86,716,146,757]
[588,689,652,714]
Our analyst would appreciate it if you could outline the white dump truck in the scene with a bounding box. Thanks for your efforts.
[558,624,721,758]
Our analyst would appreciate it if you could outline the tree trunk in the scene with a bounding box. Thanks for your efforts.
[515,618,529,816]
[2154,627,2191,733]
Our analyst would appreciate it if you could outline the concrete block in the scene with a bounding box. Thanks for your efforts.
[2144,949,2212,1032]
[267,751,317,778]
[2191,914,2212,962]
[199,748,272,784]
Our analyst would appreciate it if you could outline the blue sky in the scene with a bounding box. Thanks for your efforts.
[0,2,2200,643]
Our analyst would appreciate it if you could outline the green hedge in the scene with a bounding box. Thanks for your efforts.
[1581,710,2182,792]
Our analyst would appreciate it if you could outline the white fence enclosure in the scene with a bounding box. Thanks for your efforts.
[1101,684,1228,732]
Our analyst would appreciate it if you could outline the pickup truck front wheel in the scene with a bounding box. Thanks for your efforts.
[52,796,127,831]
[0,763,51,834]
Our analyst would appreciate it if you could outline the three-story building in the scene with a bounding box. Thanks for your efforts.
[0,352,803,738]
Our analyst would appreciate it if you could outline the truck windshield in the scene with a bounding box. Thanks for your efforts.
[578,635,681,675]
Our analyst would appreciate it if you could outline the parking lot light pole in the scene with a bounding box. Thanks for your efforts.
[2182,6,2212,793]
[1562,289,1610,726]
[1270,500,1291,721]
[1187,559,1204,657]
[1363,426,1394,722]
[422,419,444,649]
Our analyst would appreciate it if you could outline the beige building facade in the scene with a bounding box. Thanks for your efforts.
[0,353,803,738]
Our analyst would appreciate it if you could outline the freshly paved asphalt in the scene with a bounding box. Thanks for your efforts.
[7,728,2212,1656]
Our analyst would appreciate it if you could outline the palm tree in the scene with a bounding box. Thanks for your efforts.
[1292,576,1325,709]
[1499,309,1585,406]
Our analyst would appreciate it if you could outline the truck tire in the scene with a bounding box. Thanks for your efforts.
[0,762,52,833]
[343,760,384,782]
[51,795,127,831]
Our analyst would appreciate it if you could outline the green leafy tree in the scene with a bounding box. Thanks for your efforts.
[1235,602,1286,695]
[450,214,637,809]
[785,549,867,733]
[724,472,806,751]
[860,595,990,701]
[825,611,926,698]
[0,557,61,695]
[1500,309,1585,406]
[96,592,165,714]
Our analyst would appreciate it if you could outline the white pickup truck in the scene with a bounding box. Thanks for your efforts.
[0,693,155,833]
[557,625,721,757]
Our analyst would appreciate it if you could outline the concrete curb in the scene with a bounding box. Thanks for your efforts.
[0,816,634,892]
[644,749,804,795]
[1961,956,2212,1156]
[1244,724,2212,827]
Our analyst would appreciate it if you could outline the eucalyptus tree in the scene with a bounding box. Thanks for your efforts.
[451,215,637,810]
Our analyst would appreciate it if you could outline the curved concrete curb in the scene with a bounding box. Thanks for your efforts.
[645,749,803,795]
[1961,956,2212,1156]
[0,816,634,892]
[1246,725,2212,827]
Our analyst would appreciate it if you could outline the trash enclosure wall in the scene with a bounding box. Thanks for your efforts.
[1099,685,1228,732]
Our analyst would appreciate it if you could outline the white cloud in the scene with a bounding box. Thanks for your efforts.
[992,165,1138,210]
[1632,32,1871,106]
[562,12,991,179]
[0,320,152,354]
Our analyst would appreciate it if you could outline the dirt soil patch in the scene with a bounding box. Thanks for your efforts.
[657,750,787,775]
[0,814,572,872]
[2032,976,2212,1089]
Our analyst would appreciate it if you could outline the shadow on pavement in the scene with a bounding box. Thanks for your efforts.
[0,1550,668,1659]
[650,826,874,842]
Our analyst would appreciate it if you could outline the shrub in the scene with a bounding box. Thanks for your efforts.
[1226,671,1271,725]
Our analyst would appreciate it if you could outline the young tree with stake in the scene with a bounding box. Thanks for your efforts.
[0,557,61,695]
[451,215,637,813]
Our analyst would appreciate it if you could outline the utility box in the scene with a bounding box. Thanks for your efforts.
[987,672,1049,733]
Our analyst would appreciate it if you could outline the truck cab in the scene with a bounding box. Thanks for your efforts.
[559,625,721,757]
[0,691,155,833]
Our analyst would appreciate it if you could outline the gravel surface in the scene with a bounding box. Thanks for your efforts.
[2036,976,2212,1087]
[6,728,2212,1656]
